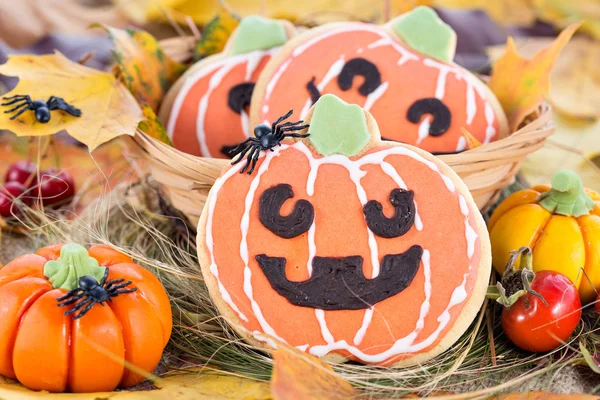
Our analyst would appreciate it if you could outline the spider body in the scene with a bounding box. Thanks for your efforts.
[2,95,81,123]
[57,268,137,319]
[229,110,309,175]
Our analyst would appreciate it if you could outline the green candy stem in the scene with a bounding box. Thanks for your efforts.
[538,170,594,217]
[44,244,106,291]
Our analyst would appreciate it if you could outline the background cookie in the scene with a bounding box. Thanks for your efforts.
[198,94,491,366]
[159,16,295,158]
[250,6,508,154]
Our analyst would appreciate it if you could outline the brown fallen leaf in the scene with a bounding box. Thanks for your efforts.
[271,344,359,400]
[488,22,581,131]
[0,52,143,151]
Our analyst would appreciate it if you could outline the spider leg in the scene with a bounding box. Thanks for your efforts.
[72,300,97,320]
[247,147,262,175]
[105,278,125,290]
[58,294,87,307]
[99,268,110,286]
[113,288,137,296]
[47,97,82,117]
[9,106,34,120]
[47,96,56,104]
[280,124,310,133]
[57,288,84,302]
[228,138,253,157]
[3,101,31,114]
[65,298,92,316]
[107,281,133,291]
[231,143,254,167]
[1,95,31,105]
[271,109,293,132]
[240,147,258,174]
[276,121,307,139]
[282,133,311,139]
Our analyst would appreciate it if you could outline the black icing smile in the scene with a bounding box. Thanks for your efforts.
[256,246,423,310]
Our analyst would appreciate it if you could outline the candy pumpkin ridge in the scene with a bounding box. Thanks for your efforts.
[538,170,595,217]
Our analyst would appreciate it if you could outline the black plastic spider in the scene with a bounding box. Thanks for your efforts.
[2,95,82,123]
[229,110,309,175]
[56,268,137,320]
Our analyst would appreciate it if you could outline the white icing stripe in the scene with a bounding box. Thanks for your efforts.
[484,103,496,144]
[207,142,479,363]
[316,309,335,343]
[354,307,374,345]
[300,55,346,119]
[455,136,467,152]
[364,82,389,112]
[466,82,476,125]
[367,36,419,65]
[416,117,431,146]
[205,162,250,322]
[265,59,291,102]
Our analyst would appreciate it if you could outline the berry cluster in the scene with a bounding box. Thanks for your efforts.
[0,161,75,219]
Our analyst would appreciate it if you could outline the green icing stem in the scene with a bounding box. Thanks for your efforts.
[307,94,370,157]
[44,244,106,291]
[230,16,287,55]
[538,170,594,217]
[391,6,456,62]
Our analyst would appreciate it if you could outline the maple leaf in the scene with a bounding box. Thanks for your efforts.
[0,52,143,151]
[488,22,581,131]
[193,6,240,61]
[97,25,187,112]
[271,344,358,400]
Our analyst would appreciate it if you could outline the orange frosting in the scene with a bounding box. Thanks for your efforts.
[256,24,502,153]
[202,141,481,365]
[167,51,273,158]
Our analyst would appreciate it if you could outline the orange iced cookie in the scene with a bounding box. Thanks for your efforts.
[160,16,295,158]
[198,94,491,366]
[251,7,508,154]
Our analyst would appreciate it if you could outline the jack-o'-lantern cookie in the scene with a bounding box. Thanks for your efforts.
[198,94,491,366]
[159,16,295,158]
[251,6,508,154]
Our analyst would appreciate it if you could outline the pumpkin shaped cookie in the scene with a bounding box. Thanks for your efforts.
[198,94,491,366]
[160,16,295,158]
[251,6,508,154]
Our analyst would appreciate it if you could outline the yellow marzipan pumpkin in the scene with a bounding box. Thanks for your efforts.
[489,170,600,304]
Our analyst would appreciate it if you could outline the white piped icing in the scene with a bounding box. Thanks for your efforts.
[354,307,374,345]
[205,141,479,363]
[466,82,476,125]
[484,103,496,144]
[364,82,389,112]
[455,136,467,152]
[300,55,346,119]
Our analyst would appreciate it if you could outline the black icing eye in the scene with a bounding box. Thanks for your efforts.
[363,189,416,238]
[406,98,451,136]
[227,82,255,114]
[306,77,321,105]
[259,184,314,238]
[337,58,381,96]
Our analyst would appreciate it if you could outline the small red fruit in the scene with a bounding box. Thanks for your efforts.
[493,247,582,353]
[37,168,76,207]
[0,182,32,218]
[5,161,36,186]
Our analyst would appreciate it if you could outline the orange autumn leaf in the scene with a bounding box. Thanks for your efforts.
[461,128,482,149]
[97,25,187,112]
[489,22,581,131]
[0,52,143,151]
[271,345,358,400]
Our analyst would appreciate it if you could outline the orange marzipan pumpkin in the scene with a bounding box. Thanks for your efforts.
[0,243,172,393]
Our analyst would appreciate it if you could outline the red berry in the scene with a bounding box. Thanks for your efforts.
[5,161,36,186]
[37,168,76,207]
[0,182,31,218]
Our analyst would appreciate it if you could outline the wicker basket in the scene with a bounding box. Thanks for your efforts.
[132,37,555,226]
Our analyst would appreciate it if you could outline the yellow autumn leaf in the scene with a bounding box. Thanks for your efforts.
[193,6,240,61]
[488,22,581,131]
[97,25,187,112]
[271,344,358,400]
[461,127,483,149]
[138,105,173,146]
[0,52,143,151]
[533,0,600,41]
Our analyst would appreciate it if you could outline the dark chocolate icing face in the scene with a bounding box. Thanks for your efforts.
[256,185,423,309]
[256,246,423,310]
[337,57,382,96]
[406,98,451,136]
[220,82,257,157]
